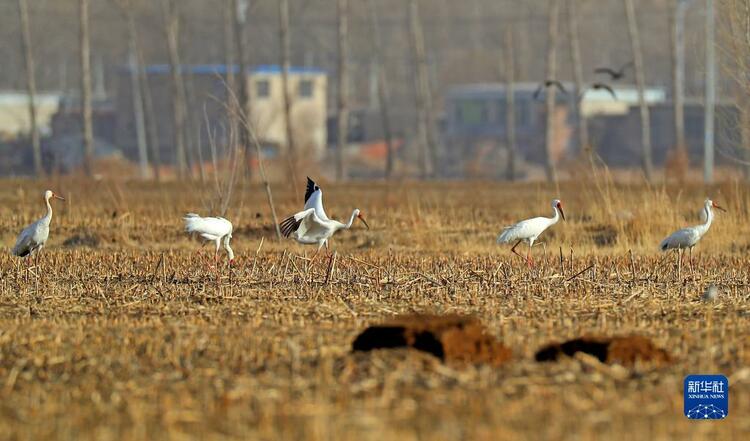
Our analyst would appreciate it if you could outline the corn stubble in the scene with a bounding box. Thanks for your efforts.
[0,179,748,440]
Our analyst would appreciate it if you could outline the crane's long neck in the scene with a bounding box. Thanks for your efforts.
[223,236,235,261]
[42,195,53,225]
[700,205,714,234]
[549,206,561,225]
[344,210,358,229]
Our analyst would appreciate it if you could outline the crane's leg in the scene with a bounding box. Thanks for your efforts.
[689,247,694,276]
[311,242,324,264]
[676,249,682,280]
[325,240,330,256]
[510,240,524,262]
[526,239,535,267]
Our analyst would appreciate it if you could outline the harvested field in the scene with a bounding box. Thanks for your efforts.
[0,179,749,440]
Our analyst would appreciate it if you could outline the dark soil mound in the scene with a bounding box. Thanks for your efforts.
[535,335,671,367]
[352,314,512,366]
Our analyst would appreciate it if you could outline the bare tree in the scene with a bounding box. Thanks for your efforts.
[279,0,299,190]
[504,27,517,181]
[409,0,439,178]
[120,0,150,179]
[366,0,395,178]
[669,0,689,181]
[231,0,253,178]
[17,0,43,176]
[543,0,561,183]
[567,0,591,167]
[161,0,188,179]
[79,0,94,177]
[624,0,654,182]
[335,0,349,181]
[137,42,161,181]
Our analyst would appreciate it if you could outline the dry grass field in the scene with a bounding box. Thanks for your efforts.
[0,177,749,440]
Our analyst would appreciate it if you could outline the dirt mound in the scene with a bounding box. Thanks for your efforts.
[535,335,671,367]
[62,229,101,248]
[352,314,512,366]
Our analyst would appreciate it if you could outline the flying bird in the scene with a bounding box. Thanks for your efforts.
[183,213,235,264]
[533,80,568,101]
[12,190,65,261]
[594,61,633,81]
[580,82,618,101]
[497,199,565,266]
[660,199,725,273]
[279,177,369,258]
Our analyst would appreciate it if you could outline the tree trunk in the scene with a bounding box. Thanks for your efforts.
[231,0,253,178]
[17,0,43,177]
[278,0,298,190]
[623,0,654,182]
[162,0,188,179]
[704,0,716,183]
[409,0,438,178]
[366,0,395,179]
[137,44,161,181]
[79,0,94,177]
[543,0,560,183]
[668,1,688,182]
[124,5,150,179]
[566,0,591,167]
[335,0,349,181]
[504,27,517,181]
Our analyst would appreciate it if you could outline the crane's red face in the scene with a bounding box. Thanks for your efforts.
[556,201,565,221]
[357,212,370,229]
[712,201,726,212]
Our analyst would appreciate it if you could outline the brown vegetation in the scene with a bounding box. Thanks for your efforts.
[0,179,748,440]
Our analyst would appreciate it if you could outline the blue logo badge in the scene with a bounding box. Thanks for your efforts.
[684,374,728,419]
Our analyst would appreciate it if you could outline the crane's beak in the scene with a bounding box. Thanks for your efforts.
[557,204,565,221]
[358,214,370,230]
[712,202,726,212]
[53,193,65,201]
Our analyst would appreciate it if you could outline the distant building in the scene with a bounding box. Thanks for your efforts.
[115,64,327,166]
[442,83,738,176]
[0,91,61,139]
[443,83,571,177]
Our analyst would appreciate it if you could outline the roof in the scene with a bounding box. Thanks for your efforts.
[447,82,667,104]
[130,64,325,75]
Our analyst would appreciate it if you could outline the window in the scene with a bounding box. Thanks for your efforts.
[256,79,270,98]
[298,79,313,98]
[455,99,489,126]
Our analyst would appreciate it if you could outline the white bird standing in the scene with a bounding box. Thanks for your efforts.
[183,213,235,264]
[279,177,369,258]
[660,199,725,272]
[497,199,565,266]
[12,190,65,260]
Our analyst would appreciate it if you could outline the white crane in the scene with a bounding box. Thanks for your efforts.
[279,177,369,258]
[12,190,65,261]
[183,213,235,265]
[660,198,725,272]
[497,199,565,266]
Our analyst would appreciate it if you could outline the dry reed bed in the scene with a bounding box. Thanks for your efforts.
[0,179,749,440]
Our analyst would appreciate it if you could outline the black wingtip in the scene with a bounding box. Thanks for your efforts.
[279,215,302,238]
[304,177,318,204]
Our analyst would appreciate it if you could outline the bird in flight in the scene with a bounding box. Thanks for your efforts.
[579,82,618,101]
[280,177,369,260]
[594,61,633,81]
[533,80,568,101]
